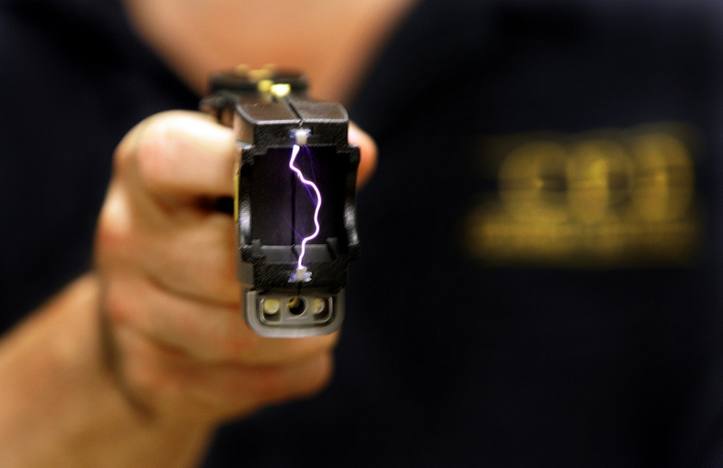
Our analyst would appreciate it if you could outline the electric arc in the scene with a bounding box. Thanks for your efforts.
[201,68,360,338]
[288,129,322,283]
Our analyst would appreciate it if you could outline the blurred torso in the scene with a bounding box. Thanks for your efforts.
[122,0,415,101]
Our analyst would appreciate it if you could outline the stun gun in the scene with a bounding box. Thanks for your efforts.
[201,69,360,338]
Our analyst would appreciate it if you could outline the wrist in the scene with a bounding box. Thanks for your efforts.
[0,274,214,467]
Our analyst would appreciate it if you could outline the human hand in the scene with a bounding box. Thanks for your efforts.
[95,111,377,423]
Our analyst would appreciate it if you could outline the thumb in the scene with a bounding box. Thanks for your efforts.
[349,123,378,186]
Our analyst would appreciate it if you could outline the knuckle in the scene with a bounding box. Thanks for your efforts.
[114,119,152,174]
[124,358,178,404]
[102,280,132,325]
[96,190,133,255]
[113,140,133,174]
[119,333,180,400]
[135,118,176,190]
[114,111,195,181]
[121,354,159,395]
[115,329,153,385]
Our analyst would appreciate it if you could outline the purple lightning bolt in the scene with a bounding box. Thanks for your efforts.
[289,143,322,275]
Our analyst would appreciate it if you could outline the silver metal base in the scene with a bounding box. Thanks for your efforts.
[244,289,344,338]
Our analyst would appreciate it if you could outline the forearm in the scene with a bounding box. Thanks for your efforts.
[0,275,212,468]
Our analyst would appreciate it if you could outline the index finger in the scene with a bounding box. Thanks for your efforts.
[115,112,378,201]
[116,111,238,199]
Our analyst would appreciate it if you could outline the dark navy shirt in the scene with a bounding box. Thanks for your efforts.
[1,1,721,467]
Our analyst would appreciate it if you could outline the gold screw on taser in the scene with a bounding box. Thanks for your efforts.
[249,67,273,81]
[310,298,326,315]
[270,83,291,98]
[262,299,280,315]
[257,79,273,94]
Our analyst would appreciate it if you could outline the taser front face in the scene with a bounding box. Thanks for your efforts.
[201,69,360,338]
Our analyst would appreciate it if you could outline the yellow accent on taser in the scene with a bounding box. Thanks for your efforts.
[234,161,240,223]
[270,83,291,98]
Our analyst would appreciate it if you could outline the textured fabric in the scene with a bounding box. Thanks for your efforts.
[0,0,197,327]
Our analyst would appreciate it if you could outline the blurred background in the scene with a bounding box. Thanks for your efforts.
[1,0,722,467]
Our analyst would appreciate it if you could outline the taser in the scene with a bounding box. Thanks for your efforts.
[201,67,360,338]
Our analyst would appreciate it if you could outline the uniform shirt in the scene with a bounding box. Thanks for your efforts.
[1,0,721,467]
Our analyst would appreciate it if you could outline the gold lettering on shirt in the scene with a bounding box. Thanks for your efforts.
[466,124,699,266]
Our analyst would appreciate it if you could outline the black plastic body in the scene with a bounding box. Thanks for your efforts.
[201,69,360,337]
